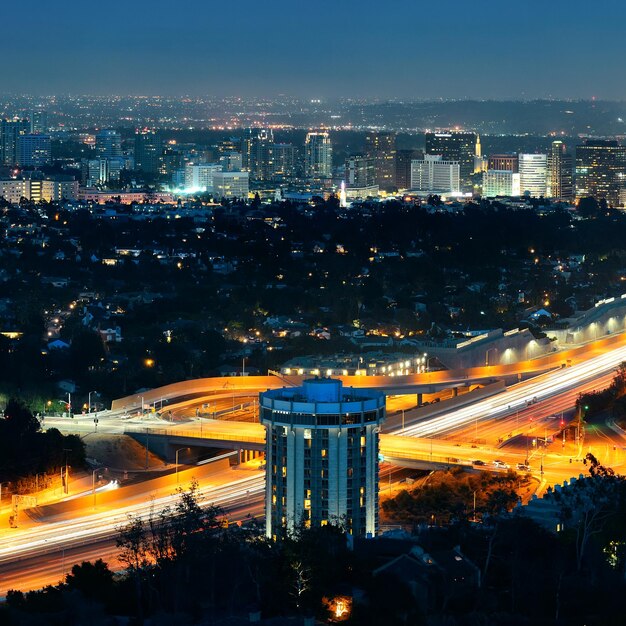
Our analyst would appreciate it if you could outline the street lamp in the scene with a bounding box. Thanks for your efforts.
[88,391,97,414]
[175,448,187,483]
[92,469,100,509]
[62,448,71,495]
[485,347,498,366]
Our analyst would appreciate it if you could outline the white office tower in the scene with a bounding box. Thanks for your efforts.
[518,153,548,197]
[482,170,521,197]
[304,131,332,179]
[410,155,460,193]
[211,170,249,198]
[184,163,222,192]
[260,378,385,540]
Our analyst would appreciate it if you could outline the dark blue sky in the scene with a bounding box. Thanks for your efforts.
[5,0,626,99]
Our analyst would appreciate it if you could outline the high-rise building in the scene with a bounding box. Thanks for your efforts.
[271,143,296,180]
[345,155,376,188]
[575,140,626,207]
[219,151,243,172]
[487,154,519,172]
[482,170,521,197]
[473,135,487,173]
[217,138,240,154]
[518,154,548,197]
[107,157,124,182]
[304,131,332,180]
[134,129,163,174]
[242,129,275,180]
[82,158,109,185]
[395,149,421,190]
[260,378,385,539]
[410,155,460,193]
[159,148,183,179]
[16,134,51,167]
[96,130,122,159]
[365,131,396,190]
[184,163,222,191]
[212,170,249,198]
[547,141,574,201]
[425,131,478,193]
[30,109,48,135]
[1,119,30,165]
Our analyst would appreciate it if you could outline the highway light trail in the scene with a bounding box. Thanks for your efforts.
[0,473,264,564]
[401,343,626,438]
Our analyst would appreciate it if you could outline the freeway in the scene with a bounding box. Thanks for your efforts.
[0,462,265,597]
[110,331,626,411]
[5,334,626,596]
[444,371,616,446]
[400,342,626,438]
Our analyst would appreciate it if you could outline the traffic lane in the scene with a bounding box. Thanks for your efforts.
[0,492,266,597]
[444,371,615,443]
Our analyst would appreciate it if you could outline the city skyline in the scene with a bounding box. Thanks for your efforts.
[5,0,626,99]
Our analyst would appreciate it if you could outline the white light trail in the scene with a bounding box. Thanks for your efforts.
[401,344,626,438]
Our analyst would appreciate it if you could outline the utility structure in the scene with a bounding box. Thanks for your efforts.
[260,378,385,540]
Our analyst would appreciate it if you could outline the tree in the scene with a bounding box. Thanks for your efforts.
[2,398,40,439]
[553,454,623,571]
[578,196,600,218]
[69,330,106,377]
[65,559,115,603]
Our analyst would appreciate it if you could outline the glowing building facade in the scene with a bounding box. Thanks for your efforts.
[425,131,478,192]
[518,153,548,197]
[304,131,332,180]
[410,155,460,193]
[575,140,626,207]
[260,378,385,539]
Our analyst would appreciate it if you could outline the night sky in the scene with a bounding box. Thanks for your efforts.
[5,0,626,99]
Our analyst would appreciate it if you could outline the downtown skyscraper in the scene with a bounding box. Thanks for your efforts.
[425,131,478,193]
[575,140,626,207]
[304,131,332,181]
[547,141,573,201]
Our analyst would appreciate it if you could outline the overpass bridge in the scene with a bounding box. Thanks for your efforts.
[112,331,626,413]
[124,421,525,472]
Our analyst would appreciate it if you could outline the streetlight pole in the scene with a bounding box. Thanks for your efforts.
[62,449,71,495]
[242,357,246,377]
[175,448,187,483]
[88,391,97,414]
[92,469,99,510]
[402,409,405,432]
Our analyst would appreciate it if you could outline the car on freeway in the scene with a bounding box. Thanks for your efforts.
[472,459,486,466]
[516,463,531,471]
[493,460,510,469]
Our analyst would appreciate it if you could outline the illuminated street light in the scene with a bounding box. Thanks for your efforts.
[175,448,187,483]
[92,469,99,510]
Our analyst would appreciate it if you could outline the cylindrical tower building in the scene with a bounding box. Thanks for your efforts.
[260,378,385,539]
